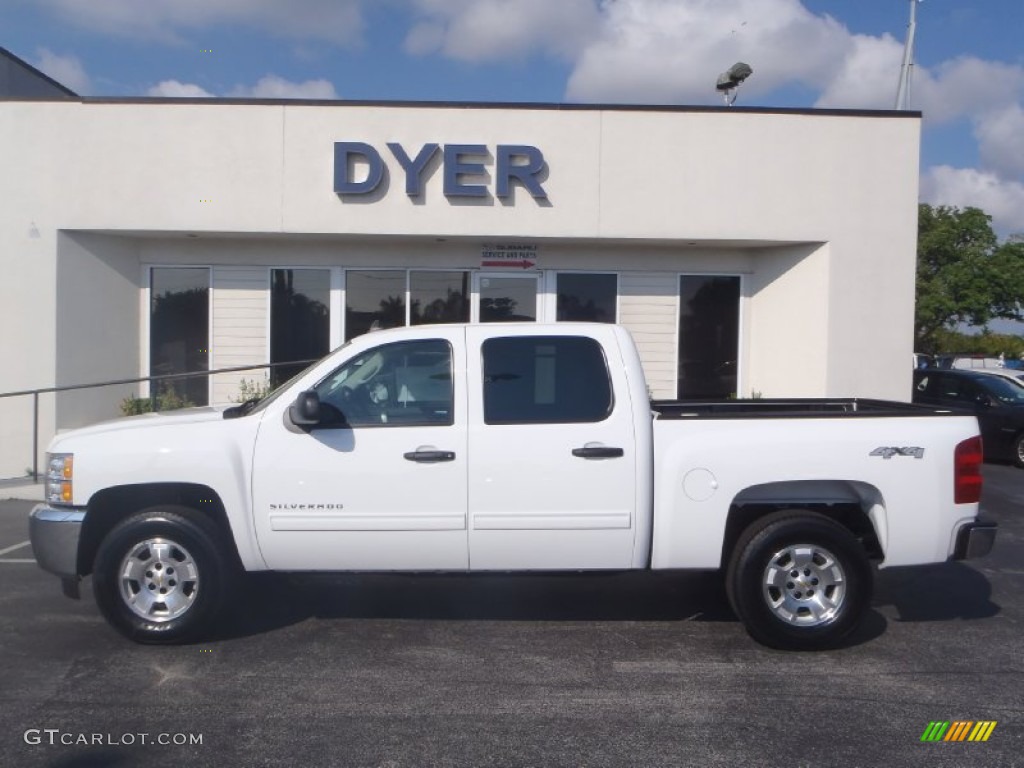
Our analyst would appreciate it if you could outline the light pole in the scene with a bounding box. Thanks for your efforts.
[895,0,922,110]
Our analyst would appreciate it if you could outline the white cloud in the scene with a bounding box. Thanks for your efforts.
[405,0,601,62]
[973,104,1024,179]
[33,48,92,95]
[229,75,338,99]
[37,0,366,46]
[566,0,852,103]
[147,80,214,97]
[912,57,1024,124]
[921,166,1024,237]
[814,33,903,110]
[146,75,338,99]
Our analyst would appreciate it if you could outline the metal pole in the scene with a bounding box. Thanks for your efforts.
[32,392,39,482]
[895,0,919,110]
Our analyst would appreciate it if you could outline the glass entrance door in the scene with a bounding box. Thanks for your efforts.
[473,274,540,323]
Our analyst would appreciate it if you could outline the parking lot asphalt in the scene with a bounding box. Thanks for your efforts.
[1,467,1022,768]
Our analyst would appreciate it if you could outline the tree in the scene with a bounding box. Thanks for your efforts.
[915,204,1024,353]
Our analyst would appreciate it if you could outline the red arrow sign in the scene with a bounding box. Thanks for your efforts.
[481,259,536,269]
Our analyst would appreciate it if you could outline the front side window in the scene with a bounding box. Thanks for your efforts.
[150,267,209,406]
[482,336,612,424]
[314,340,453,427]
[979,376,1024,405]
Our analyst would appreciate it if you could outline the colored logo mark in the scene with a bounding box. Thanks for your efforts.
[920,721,997,742]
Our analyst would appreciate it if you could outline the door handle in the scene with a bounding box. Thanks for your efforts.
[571,446,624,459]
[403,450,456,463]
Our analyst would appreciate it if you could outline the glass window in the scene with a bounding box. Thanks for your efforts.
[411,271,470,325]
[557,273,617,323]
[678,276,740,399]
[479,276,537,322]
[345,271,406,341]
[482,337,612,424]
[314,340,453,428]
[150,267,209,406]
[270,269,330,386]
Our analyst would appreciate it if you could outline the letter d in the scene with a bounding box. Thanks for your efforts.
[334,142,384,195]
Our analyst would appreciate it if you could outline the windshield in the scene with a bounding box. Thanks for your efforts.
[981,375,1024,405]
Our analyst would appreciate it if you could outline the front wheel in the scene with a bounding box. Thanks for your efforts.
[1013,433,1024,468]
[726,511,872,650]
[92,506,232,644]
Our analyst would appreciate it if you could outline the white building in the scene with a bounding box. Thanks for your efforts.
[0,50,922,480]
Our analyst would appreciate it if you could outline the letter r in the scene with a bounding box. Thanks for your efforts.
[496,145,547,200]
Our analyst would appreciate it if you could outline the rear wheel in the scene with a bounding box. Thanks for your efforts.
[726,510,872,650]
[93,506,232,644]
[1013,433,1024,468]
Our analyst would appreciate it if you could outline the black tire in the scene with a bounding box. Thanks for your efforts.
[92,506,233,644]
[726,510,872,651]
[1013,433,1024,469]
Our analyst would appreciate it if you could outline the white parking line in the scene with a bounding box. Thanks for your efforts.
[0,559,35,563]
[0,540,30,556]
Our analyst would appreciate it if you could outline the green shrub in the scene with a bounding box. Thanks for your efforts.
[233,377,271,403]
[120,387,195,416]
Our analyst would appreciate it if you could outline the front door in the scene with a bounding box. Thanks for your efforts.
[464,326,639,570]
[251,329,468,570]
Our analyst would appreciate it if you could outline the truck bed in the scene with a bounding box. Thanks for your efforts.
[651,398,951,419]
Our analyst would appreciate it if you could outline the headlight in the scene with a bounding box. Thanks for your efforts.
[45,453,74,505]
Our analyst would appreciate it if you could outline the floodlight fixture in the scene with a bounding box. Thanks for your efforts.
[716,62,753,106]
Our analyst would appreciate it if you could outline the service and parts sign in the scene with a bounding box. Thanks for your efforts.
[480,243,538,270]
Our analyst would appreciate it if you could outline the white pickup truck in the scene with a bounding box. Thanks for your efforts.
[30,323,996,650]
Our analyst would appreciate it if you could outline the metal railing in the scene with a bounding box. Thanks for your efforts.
[0,360,317,482]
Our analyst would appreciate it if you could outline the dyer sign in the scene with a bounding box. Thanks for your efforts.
[334,142,548,201]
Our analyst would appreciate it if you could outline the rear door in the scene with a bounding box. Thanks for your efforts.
[465,327,638,569]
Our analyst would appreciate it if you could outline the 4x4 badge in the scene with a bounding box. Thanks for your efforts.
[870,446,925,459]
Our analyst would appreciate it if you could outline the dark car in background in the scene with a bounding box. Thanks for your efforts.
[913,368,1024,467]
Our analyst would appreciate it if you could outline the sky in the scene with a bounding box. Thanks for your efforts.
[3,0,1024,238]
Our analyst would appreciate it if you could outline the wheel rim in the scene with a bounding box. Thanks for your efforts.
[118,538,200,622]
[1017,438,1024,464]
[762,544,846,626]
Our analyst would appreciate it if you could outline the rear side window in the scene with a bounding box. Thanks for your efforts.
[482,336,613,424]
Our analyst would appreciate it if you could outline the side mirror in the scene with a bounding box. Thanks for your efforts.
[289,390,322,427]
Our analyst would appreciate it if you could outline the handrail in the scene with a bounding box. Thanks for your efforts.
[0,359,318,483]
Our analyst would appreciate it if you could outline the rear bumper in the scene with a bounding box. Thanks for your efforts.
[29,504,86,597]
[951,519,998,560]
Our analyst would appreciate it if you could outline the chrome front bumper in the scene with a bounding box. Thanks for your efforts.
[29,504,86,598]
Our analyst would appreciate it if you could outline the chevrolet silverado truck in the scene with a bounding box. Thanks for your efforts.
[30,323,996,650]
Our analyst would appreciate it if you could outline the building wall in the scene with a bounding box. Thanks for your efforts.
[618,273,678,398]
[0,99,921,479]
[211,267,270,405]
[55,232,141,428]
